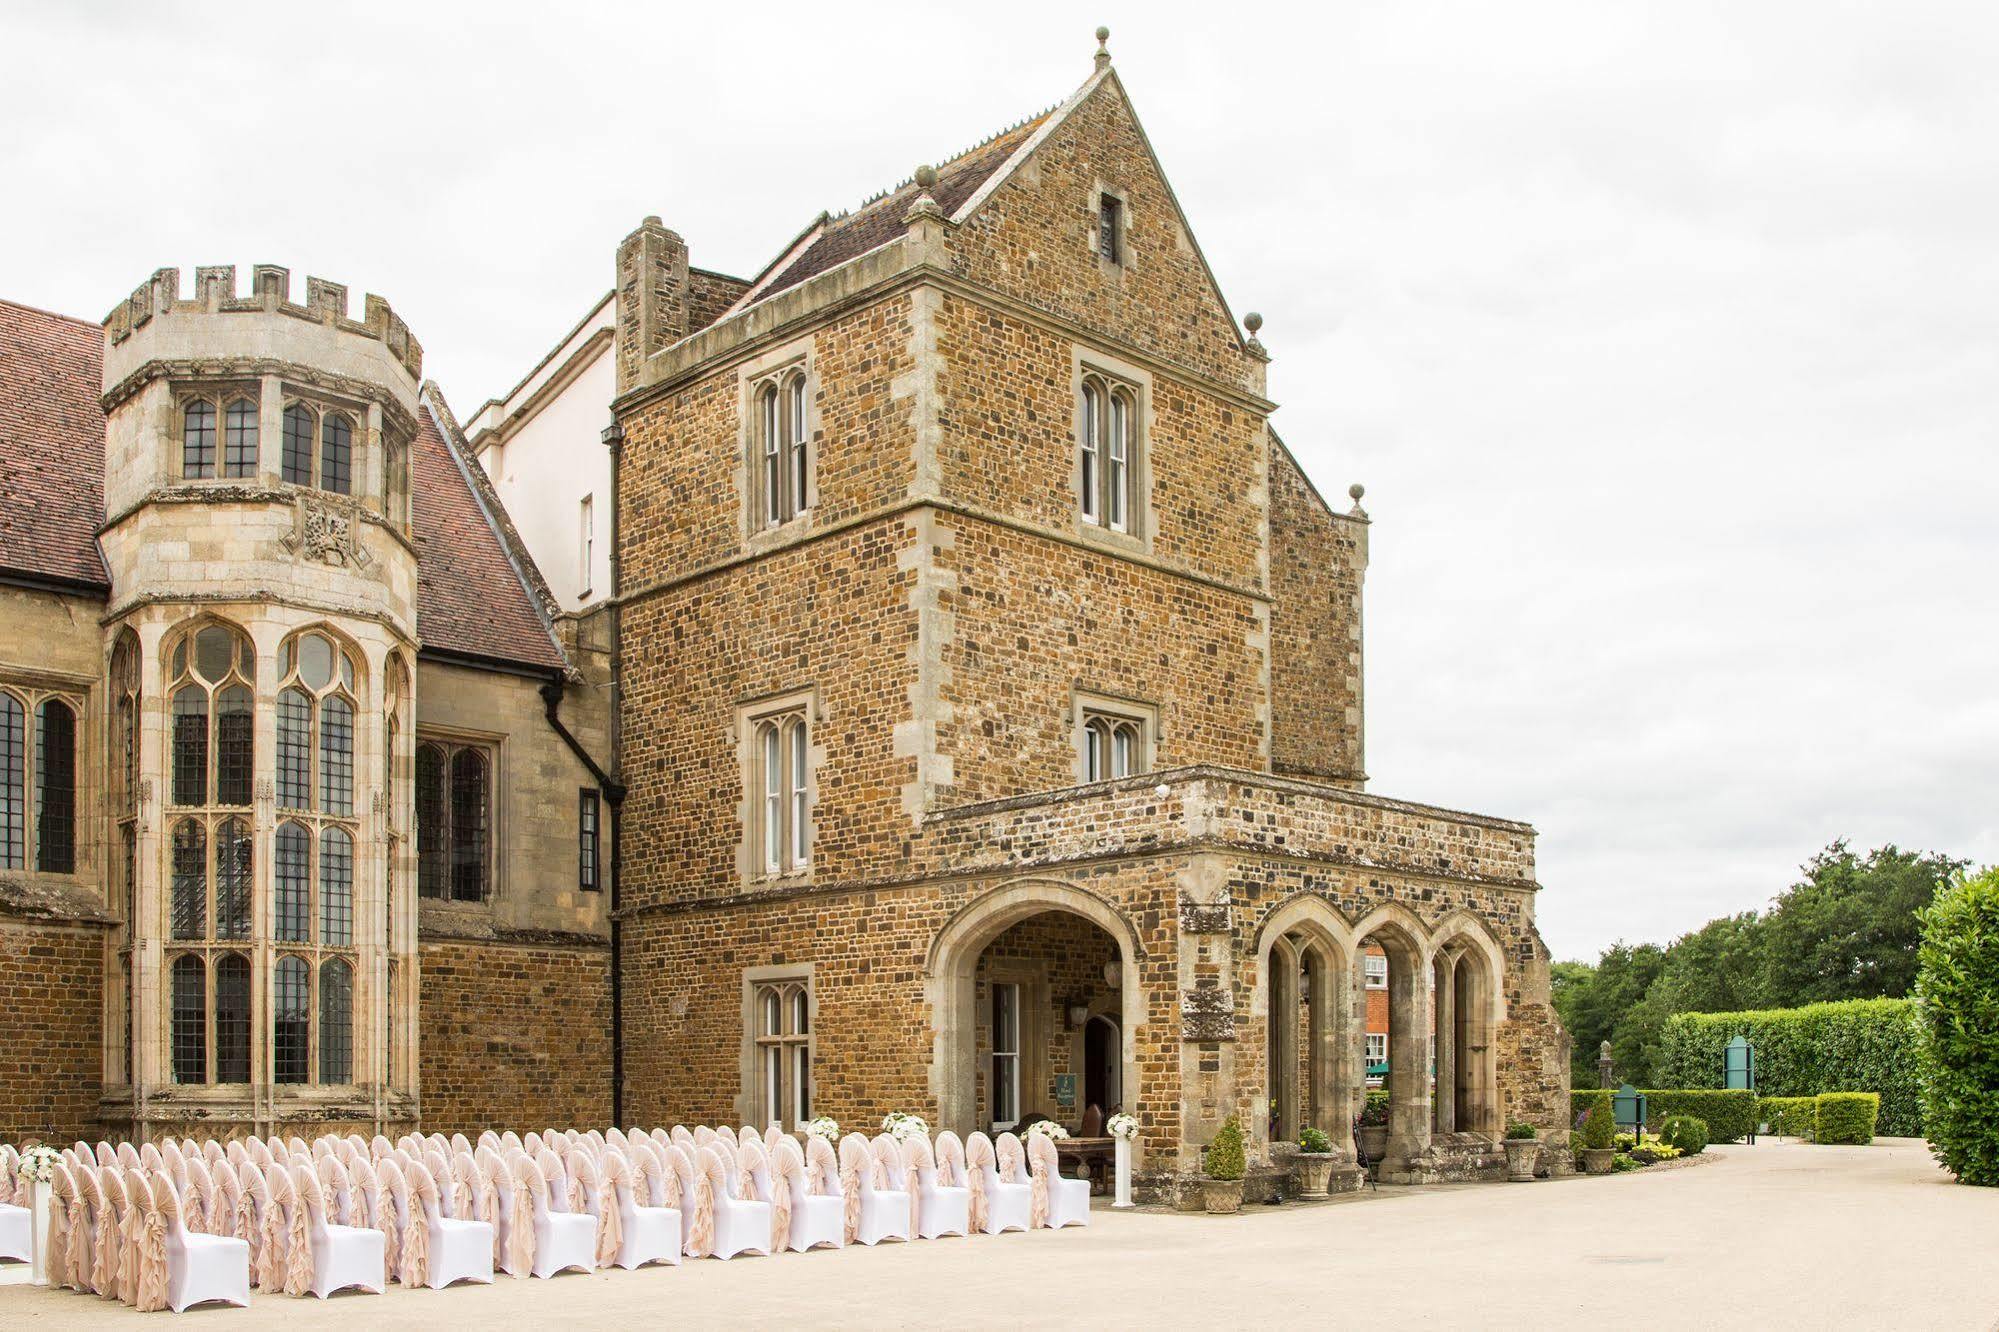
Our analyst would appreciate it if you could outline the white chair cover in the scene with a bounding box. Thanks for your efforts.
[601,1149,681,1270]
[971,1132,1032,1234]
[692,1144,770,1260]
[410,1157,494,1290]
[906,1133,971,1239]
[151,1171,250,1312]
[774,1137,843,1252]
[518,1149,595,1278]
[292,1159,386,1298]
[1026,1132,1091,1229]
[838,1133,912,1246]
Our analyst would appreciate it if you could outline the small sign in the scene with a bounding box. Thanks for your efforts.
[1055,1074,1077,1107]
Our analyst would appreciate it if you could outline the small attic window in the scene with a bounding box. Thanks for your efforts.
[1098,193,1123,264]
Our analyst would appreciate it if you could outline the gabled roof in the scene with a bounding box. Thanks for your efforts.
[413,387,569,674]
[738,112,1052,307]
[0,298,110,591]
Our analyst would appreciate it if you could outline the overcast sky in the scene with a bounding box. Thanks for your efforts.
[5,2,1992,960]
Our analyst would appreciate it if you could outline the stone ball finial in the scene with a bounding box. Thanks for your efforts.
[914,164,938,191]
[1349,483,1365,502]
[1097,25,1110,43]
[1244,311,1263,335]
[1094,26,1111,68]
[643,215,662,227]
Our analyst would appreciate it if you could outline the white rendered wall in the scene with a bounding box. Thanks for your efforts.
[478,343,614,612]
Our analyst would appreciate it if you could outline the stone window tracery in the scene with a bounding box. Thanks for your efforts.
[746,704,810,879]
[753,978,812,1130]
[417,737,491,902]
[0,685,80,873]
[179,391,259,480]
[1075,695,1156,785]
[281,399,357,495]
[751,365,811,528]
[1078,369,1140,534]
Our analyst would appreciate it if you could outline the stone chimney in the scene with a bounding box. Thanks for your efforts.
[615,216,690,394]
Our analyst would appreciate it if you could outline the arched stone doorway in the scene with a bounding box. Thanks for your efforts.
[1353,905,1433,1175]
[1431,914,1506,1138]
[927,881,1142,1136]
[1254,897,1355,1153]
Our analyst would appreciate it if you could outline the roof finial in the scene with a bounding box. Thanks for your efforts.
[1094,26,1111,70]
[905,163,944,225]
[1348,483,1368,518]
[1243,310,1267,359]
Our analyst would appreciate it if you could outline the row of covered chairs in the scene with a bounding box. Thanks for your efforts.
[11,1124,1086,1311]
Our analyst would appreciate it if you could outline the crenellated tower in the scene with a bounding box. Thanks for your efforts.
[98,265,422,1138]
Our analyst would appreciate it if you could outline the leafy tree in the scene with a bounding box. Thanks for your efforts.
[1552,946,1664,1086]
[1651,912,1769,1015]
[1915,866,1999,1185]
[1761,841,1967,1007]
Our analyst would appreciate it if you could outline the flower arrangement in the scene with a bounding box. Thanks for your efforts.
[15,1145,60,1185]
[804,1116,840,1144]
[1107,1112,1139,1141]
[881,1112,930,1143]
[1026,1120,1070,1141]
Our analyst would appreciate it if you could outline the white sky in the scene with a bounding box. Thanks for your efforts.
[5,2,1992,960]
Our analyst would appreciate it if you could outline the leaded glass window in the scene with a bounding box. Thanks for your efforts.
[223,397,258,477]
[171,955,206,1084]
[182,399,216,478]
[273,955,309,1084]
[215,953,251,1084]
[319,958,352,1083]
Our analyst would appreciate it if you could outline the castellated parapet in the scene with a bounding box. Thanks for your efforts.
[95,264,423,641]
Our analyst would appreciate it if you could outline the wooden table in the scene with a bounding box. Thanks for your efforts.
[1057,1137,1115,1194]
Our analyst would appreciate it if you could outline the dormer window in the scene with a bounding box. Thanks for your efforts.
[180,394,259,480]
[281,400,354,495]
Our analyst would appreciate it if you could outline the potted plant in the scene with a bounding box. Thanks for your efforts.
[1291,1126,1336,1200]
[1355,1091,1390,1164]
[1579,1094,1617,1175]
[1202,1115,1246,1214]
[1503,1122,1542,1181]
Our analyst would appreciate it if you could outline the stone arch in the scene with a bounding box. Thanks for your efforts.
[926,878,1144,1138]
[1429,910,1508,1137]
[1251,894,1358,1149]
[1350,901,1435,1172]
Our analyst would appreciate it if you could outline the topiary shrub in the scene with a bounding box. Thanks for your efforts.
[1640,1090,1758,1144]
[1577,1089,1614,1150]
[1204,1115,1246,1181]
[1760,1096,1817,1139]
[1915,865,1999,1185]
[1658,1114,1708,1156]
[1658,999,1922,1137]
[1814,1092,1879,1145]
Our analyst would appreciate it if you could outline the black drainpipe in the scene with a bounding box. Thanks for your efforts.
[540,673,625,1126]
[604,414,629,1127]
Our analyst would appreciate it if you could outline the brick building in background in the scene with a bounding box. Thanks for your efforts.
[0,32,1566,1201]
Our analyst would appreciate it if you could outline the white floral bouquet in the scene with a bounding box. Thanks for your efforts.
[1026,1120,1070,1141]
[15,1144,60,1185]
[1107,1112,1139,1141]
[804,1116,840,1144]
[881,1112,930,1143]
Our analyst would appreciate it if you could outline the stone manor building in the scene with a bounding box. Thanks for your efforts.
[0,35,1567,1200]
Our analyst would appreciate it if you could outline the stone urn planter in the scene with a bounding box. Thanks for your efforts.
[1504,1137,1542,1182]
[1202,1177,1245,1214]
[1356,1125,1389,1164]
[1580,1147,1616,1175]
[1290,1153,1335,1200]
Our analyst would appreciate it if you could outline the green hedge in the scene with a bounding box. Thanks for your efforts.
[1815,1092,1880,1144]
[1640,1090,1757,1143]
[1759,1096,1817,1139]
[1915,865,1999,1185]
[1657,999,1922,1137]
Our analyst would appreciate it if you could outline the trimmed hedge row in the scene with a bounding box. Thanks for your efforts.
[1568,1088,1758,1144]
[1759,1096,1817,1139]
[1657,999,1922,1137]
[1816,1092,1880,1145]
[1915,865,1999,1185]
